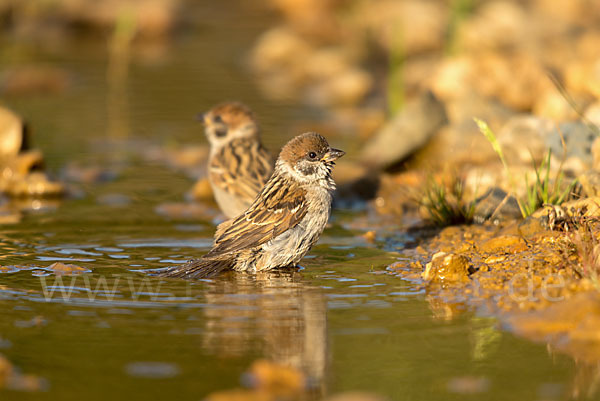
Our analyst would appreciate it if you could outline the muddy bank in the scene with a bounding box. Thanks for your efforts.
[386,213,600,364]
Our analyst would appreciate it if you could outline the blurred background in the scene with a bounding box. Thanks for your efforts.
[1,0,599,210]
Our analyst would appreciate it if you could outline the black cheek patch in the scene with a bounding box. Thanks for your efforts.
[215,128,227,137]
[298,163,318,176]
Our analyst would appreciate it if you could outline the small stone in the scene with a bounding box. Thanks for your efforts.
[484,255,507,264]
[422,252,472,283]
[47,262,90,276]
[362,231,376,243]
[479,235,527,254]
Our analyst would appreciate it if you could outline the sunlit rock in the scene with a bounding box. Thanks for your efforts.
[361,92,447,169]
[422,252,473,283]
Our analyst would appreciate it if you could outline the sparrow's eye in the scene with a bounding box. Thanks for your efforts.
[213,115,223,123]
[308,151,317,160]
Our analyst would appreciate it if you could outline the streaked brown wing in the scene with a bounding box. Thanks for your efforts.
[207,175,307,256]
[210,139,273,201]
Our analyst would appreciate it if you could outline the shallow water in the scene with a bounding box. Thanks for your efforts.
[0,2,593,400]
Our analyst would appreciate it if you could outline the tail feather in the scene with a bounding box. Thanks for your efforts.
[159,257,232,279]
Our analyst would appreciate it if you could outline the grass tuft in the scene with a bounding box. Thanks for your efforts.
[475,118,576,218]
[420,176,476,226]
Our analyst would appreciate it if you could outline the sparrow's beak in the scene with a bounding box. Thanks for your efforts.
[195,112,207,124]
[321,148,345,162]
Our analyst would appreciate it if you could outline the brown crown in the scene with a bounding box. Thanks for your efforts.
[279,132,330,164]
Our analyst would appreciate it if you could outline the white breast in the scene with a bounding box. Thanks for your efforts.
[255,185,333,270]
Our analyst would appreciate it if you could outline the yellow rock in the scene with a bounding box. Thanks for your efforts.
[422,252,472,283]
[48,262,89,276]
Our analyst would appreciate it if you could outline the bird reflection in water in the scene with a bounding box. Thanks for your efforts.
[200,270,327,392]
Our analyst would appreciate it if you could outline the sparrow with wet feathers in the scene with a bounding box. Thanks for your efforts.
[161,132,345,279]
[200,102,274,218]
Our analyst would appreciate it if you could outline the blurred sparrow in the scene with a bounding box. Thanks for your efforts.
[200,102,274,218]
[161,132,345,278]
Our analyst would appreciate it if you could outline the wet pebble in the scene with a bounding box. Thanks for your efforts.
[422,252,473,283]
